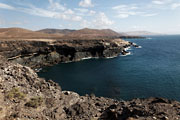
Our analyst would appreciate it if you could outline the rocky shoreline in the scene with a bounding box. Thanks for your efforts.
[0,38,134,69]
[1,38,180,120]
[1,55,180,120]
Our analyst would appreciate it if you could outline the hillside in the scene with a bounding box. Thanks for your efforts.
[0,27,143,40]
[63,28,122,39]
[37,28,75,35]
[0,28,63,39]
[125,31,162,36]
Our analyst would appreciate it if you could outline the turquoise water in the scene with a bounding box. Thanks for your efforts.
[38,35,180,101]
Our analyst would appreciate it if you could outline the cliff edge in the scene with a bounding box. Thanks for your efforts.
[0,28,178,120]
[0,38,131,69]
[0,56,180,120]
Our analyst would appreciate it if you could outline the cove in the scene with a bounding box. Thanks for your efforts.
[38,35,180,101]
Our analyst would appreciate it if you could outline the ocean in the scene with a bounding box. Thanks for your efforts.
[38,35,180,101]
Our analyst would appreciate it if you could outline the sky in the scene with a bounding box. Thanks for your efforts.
[0,0,180,34]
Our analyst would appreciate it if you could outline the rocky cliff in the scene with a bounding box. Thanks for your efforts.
[0,28,179,119]
[0,38,131,69]
[1,56,180,120]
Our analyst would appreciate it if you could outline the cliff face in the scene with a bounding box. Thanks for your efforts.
[0,39,130,68]
[1,56,180,120]
[2,27,179,119]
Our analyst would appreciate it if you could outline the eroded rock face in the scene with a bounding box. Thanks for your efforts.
[0,56,64,119]
[0,57,117,120]
[0,39,130,69]
[1,38,179,120]
[0,56,180,120]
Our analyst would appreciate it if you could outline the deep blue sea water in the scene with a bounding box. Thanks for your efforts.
[38,35,180,101]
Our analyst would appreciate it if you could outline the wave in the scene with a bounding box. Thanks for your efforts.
[124,47,131,51]
[35,68,42,72]
[105,56,117,59]
[121,52,131,56]
[82,57,93,60]
[136,46,142,48]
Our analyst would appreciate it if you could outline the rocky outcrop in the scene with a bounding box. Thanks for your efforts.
[0,56,180,120]
[1,28,177,120]
[0,39,131,69]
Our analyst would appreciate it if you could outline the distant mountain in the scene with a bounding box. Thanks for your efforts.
[37,28,75,35]
[125,31,162,36]
[0,27,142,40]
[64,28,123,39]
[0,28,63,39]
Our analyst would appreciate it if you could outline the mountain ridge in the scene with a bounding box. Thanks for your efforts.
[0,27,63,39]
[0,27,143,39]
[124,31,163,36]
[37,28,75,35]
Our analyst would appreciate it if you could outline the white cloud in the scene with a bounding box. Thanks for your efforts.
[89,10,96,15]
[142,13,158,17]
[152,0,172,5]
[113,4,160,18]
[80,12,114,28]
[79,0,94,8]
[72,16,82,21]
[112,5,138,11]
[74,8,96,16]
[19,5,82,22]
[64,9,74,14]
[48,0,66,11]
[75,8,89,13]
[112,4,147,18]
[0,1,81,22]
[93,12,114,28]
[21,6,57,18]
[116,14,129,18]
[171,3,180,9]
[0,3,14,10]
[152,1,165,5]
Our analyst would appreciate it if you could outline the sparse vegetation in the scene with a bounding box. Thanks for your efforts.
[6,87,26,100]
[25,96,44,108]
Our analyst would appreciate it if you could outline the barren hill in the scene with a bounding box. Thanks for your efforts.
[125,31,162,36]
[0,28,122,40]
[63,28,122,39]
[37,28,75,35]
[0,28,63,39]
[0,27,142,40]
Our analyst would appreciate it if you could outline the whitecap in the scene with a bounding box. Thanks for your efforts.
[105,56,117,59]
[81,57,93,60]
[120,52,131,56]
[137,46,142,48]
[124,47,131,51]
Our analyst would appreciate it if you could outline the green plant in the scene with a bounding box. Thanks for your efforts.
[25,96,43,108]
[6,87,26,100]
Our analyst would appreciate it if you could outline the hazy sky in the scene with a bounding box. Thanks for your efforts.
[0,0,180,34]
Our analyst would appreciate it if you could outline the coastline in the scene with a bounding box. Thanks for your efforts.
[0,38,134,69]
[1,54,180,119]
[2,37,180,119]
